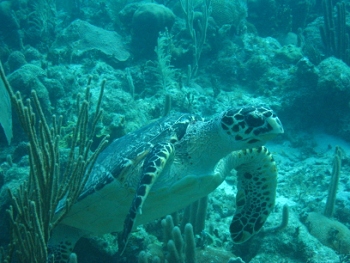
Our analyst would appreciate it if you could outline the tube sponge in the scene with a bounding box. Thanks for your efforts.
[162,215,197,263]
[184,223,196,263]
[324,146,342,217]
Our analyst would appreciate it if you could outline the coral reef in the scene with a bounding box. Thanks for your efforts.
[1,0,350,262]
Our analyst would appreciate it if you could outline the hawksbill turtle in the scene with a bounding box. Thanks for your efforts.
[51,105,283,262]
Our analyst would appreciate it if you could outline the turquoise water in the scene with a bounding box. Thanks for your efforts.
[0,0,350,262]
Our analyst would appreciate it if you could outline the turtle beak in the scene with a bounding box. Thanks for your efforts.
[260,116,284,141]
[269,115,284,134]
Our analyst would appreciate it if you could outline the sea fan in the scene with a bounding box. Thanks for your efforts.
[211,0,247,30]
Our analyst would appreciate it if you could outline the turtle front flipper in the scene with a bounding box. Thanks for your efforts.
[227,146,277,243]
[119,142,175,253]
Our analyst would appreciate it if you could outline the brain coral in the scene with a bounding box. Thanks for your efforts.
[131,3,175,49]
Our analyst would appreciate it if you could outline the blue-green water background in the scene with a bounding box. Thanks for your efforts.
[1,0,350,262]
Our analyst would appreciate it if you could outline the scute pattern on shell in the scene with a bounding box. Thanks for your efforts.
[82,114,198,194]
[55,113,197,214]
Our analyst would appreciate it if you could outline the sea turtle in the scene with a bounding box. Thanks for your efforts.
[51,105,283,262]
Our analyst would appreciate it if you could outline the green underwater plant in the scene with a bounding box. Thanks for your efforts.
[180,0,211,77]
[0,63,109,263]
[153,30,178,91]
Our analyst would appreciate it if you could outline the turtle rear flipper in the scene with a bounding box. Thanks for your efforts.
[226,146,277,243]
[119,142,175,253]
[49,225,84,263]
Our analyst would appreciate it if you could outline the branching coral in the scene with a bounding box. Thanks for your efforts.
[0,62,109,263]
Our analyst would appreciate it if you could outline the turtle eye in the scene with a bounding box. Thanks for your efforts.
[245,113,264,127]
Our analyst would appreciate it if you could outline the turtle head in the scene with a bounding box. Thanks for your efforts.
[219,106,283,148]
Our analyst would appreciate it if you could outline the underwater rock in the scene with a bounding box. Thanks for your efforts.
[6,51,27,72]
[279,55,350,137]
[275,44,303,64]
[245,54,271,80]
[7,64,51,111]
[131,3,175,53]
[14,69,65,118]
[295,57,318,83]
[279,32,299,46]
[304,212,350,254]
[317,57,350,92]
[23,47,43,62]
[41,78,65,101]
[314,57,350,139]
[50,20,130,66]
[303,16,324,52]
[197,246,239,263]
